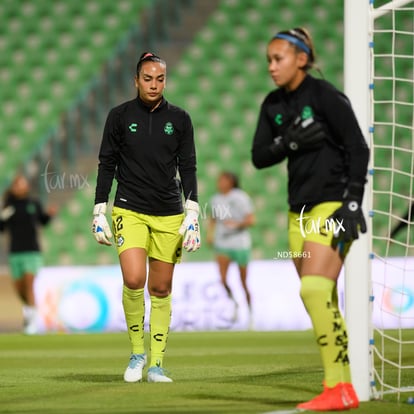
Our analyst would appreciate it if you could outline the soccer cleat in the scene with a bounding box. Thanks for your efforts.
[123,353,147,383]
[23,306,38,335]
[23,320,39,335]
[248,309,254,330]
[231,298,239,322]
[343,383,359,409]
[297,382,359,411]
[147,366,173,383]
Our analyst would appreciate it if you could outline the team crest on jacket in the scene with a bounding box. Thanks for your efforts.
[164,122,174,135]
[301,106,314,120]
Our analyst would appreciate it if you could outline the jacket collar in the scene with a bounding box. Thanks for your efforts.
[136,96,167,112]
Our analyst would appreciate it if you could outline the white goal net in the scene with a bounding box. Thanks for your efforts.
[370,0,414,401]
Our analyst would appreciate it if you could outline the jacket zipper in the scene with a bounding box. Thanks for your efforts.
[148,112,152,136]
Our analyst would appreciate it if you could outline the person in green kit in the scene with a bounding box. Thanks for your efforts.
[0,174,56,334]
[207,171,255,326]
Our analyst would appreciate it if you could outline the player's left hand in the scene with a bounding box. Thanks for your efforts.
[330,182,367,249]
[179,199,201,252]
[330,200,367,246]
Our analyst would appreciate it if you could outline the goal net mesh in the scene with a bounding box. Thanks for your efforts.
[370,0,414,400]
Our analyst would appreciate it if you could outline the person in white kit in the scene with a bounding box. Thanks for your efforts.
[207,171,255,325]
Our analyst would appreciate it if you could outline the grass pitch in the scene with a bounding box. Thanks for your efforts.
[0,330,412,414]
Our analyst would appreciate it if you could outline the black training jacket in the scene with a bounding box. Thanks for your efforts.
[95,96,198,216]
[251,74,369,212]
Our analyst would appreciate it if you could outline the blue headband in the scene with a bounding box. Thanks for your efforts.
[273,33,311,55]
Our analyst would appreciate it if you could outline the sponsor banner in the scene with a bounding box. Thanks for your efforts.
[34,258,414,333]
[370,257,414,329]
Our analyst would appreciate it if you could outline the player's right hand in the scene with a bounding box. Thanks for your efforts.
[0,205,15,221]
[92,202,112,246]
[280,116,327,152]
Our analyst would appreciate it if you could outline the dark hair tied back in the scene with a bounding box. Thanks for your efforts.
[136,52,166,75]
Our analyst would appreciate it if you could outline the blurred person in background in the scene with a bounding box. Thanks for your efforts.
[251,27,369,411]
[0,174,56,334]
[207,171,255,327]
[92,52,200,383]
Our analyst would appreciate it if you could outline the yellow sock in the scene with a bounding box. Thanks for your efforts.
[300,275,351,387]
[122,285,145,355]
[330,281,351,384]
[150,295,172,368]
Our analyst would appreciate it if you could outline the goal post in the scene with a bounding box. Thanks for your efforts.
[345,0,414,402]
[344,0,373,403]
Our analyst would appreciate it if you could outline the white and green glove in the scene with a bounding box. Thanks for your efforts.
[179,199,201,252]
[92,202,112,246]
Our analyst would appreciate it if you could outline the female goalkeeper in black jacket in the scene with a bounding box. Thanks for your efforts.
[92,52,200,384]
[252,28,369,411]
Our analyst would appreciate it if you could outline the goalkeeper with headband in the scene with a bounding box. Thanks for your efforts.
[92,52,200,383]
[252,28,369,411]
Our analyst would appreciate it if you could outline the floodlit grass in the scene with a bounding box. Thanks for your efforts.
[0,330,413,413]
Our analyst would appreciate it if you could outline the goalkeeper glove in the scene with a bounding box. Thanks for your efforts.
[92,202,112,246]
[273,116,327,153]
[179,199,201,252]
[0,206,15,221]
[330,183,367,247]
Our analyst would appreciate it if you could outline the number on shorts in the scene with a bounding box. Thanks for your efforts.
[115,216,123,231]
